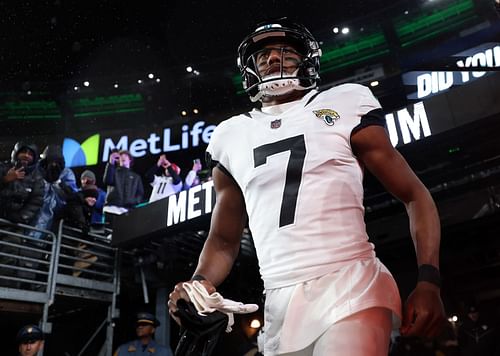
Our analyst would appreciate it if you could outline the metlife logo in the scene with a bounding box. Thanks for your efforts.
[63,121,216,168]
[63,105,433,168]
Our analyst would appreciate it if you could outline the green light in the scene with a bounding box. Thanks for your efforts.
[448,147,461,154]
[74,108,144,118]
[395,0,476,47]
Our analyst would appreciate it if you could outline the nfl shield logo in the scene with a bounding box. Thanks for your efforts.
[270,119,281,129]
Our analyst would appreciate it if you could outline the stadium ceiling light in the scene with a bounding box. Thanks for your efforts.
[156,78,161,83]
[181,110,187,116]
[137,79,143,84]
[186,66,193,73]
[73,86,79,91]
[193,108,199,114]
[27,90,32,95]
[341,27,349,34]
[83,81,90,87]
[332,27,339,33]
[148,73,154,79]
[370,80,379,87]
[114,83,119,88]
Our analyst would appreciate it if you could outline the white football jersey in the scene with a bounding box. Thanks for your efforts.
[207,84,384,289]
[149,175,183,203]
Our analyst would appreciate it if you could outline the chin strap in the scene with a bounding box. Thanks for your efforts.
[250,70,315,102]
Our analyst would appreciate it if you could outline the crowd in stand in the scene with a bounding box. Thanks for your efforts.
[0,141,211,234]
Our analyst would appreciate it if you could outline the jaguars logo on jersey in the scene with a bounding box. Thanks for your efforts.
[313,109,340,126]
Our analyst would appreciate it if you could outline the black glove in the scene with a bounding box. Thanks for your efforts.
[174,299,228,356]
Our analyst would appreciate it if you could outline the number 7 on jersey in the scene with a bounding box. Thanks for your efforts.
[253,135,306,228]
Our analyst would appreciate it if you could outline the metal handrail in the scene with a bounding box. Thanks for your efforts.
[0,219,57,299]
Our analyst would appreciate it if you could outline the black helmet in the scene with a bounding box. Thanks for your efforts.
[237,18,321,102]
[11,141,38,166]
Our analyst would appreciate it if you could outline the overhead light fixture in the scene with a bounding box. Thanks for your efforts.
[114,83,119,88]
[193,108,199,114]
[27,90,32,95]
[83,81,90,87]
[332,27,339,33]
[137,79,143,84]
[341,27,349,34]
[156,78,161,83]
[193,70,200,75]
[73,86,79,91]
[370,80,379,87]
[181,110,187,116]
[148,73,154,79]
[186,66,193,73]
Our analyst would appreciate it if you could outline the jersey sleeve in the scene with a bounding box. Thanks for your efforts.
[353,85,386,134]
[356,85,382,116]
[205,121,233,175]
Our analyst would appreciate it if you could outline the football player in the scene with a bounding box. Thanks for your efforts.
[168,18,445,356]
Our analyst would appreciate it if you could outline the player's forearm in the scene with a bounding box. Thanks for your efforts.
[194,234,240,286]
[405,189,441,268]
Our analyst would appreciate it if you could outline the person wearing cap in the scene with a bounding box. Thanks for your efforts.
[144,154,183,203]
[114,312,172,356]
[457,302,499,355]
[80,169,106,226]
[16,324,44,356]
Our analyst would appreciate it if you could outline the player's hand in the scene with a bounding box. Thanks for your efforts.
[400,281,445,338]
[168,279,216,326]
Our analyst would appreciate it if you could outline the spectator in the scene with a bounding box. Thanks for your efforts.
[145,154,182,202]
[183,158,203,190]
[80,169,106,226]
[114,312,172,356]
[103,149,144,216]
[62,183,99,234]
[457,302,499,356]
[0,142,44,225]
[31,144,78,238]
[0,142,45,285]
[16,324,44,356]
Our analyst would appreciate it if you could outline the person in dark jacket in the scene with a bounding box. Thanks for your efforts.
[0,142,44,225]
[103,150,144,215]
[80,170,106,225]
[0,142,45,285]
[457,303,499,356]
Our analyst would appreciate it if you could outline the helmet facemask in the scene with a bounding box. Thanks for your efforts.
[237,20,321,102]
[243,46,316,102]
